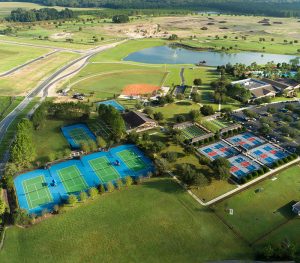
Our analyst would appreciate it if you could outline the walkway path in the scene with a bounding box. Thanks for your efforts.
[179,67,185,86]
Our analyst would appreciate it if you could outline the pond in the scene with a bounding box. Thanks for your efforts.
[123,45,299,66]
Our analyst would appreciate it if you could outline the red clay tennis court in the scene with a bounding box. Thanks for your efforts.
[122,83,160,96]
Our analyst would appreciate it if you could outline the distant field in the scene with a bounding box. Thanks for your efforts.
[213,165,300,244]
[0,51,79,95]
[0,2,102,17]
[0,178,252,262]
[0,2,43,17]
[0,42,50,73]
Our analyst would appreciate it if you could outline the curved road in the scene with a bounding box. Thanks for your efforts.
[0,40,125,168]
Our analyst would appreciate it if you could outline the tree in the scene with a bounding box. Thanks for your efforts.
[112,14,129,23]
[10,119,36,168]
[81,142,90,153]
[200,105,214,116]
[153,112,164,121]
[0,199,6,216]
[79,191,88,202]
[189,109,200,121]
[193,78,202,86]
[68,195,77,206]
[124,176,133,187]
[211,157,231,180]
[88,187,98,199]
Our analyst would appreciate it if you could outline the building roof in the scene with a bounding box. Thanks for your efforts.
[293,201,300,212]
[262,78,299,90]
[231,78,269,90]
[123,111,156,129]
[250,85,277,99]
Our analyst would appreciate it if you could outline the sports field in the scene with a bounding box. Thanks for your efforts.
[14,144,154,214]
[69,69,167,99]
[88,120,112,139]
[181,124,206,139]
[2,178,252,262]
[118,149,147,172]
[57,166,88,193]
[22,176,53,210]
[89,157,120,183]
[61,123,96,149]
[213,165,300,244]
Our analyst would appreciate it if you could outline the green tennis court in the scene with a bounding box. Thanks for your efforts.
[69,128,93,145]
[211,119,228,129]
[181,124,206,139]
[22,176,53,209]
[89,157,120,183]
[118,149,147,172]
[57,165,88,193]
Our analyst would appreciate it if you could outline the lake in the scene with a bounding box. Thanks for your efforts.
[123,45,298,66]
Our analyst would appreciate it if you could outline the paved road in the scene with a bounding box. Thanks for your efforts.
[0,40,125,170]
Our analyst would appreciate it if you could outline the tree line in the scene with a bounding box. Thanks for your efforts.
[3,0,300,17]
[7,7,74,22]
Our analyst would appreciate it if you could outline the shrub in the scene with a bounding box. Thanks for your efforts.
[124,176,133,187]
[68,195,77,206]
[106,182,115,193]
[116,179,123,190]
[79,191,88,202]
[98,184,106,194]
[88,187,98,199]
[240,177,247,184]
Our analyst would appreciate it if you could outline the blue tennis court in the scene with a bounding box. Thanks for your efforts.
[228,154,262,179]
[14,144,154,214]
[198,141,238,160]
[97,100,125,112]
[61,123,97,149]
[226,132,265,150]
[248,143,288,166]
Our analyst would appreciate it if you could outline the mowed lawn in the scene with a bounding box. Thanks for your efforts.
[0,179,252,262]
[70,69,167,99]
[152,101,201,123]
[0,43,51,73]
[212,165,300,244]
[33,119,71,163]
[0,51,79,95]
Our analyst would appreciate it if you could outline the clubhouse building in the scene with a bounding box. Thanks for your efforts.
[231,77,300,102]
[123,111,157,133]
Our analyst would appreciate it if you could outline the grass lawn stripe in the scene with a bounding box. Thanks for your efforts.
[89,157,120,183]
[57,165,88,193]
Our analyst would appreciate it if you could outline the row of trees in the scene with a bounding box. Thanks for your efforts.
[8,8,74,22]
[12,0,300,17]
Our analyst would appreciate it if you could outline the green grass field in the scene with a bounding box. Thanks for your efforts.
[23,175,52,209]
[151,101,201,123]
[212,165,300,244]
[57,166,88,193]
[0,178,252,262]
[89,157,120,183]
[0,42,50,73]
[0,51,79,95]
